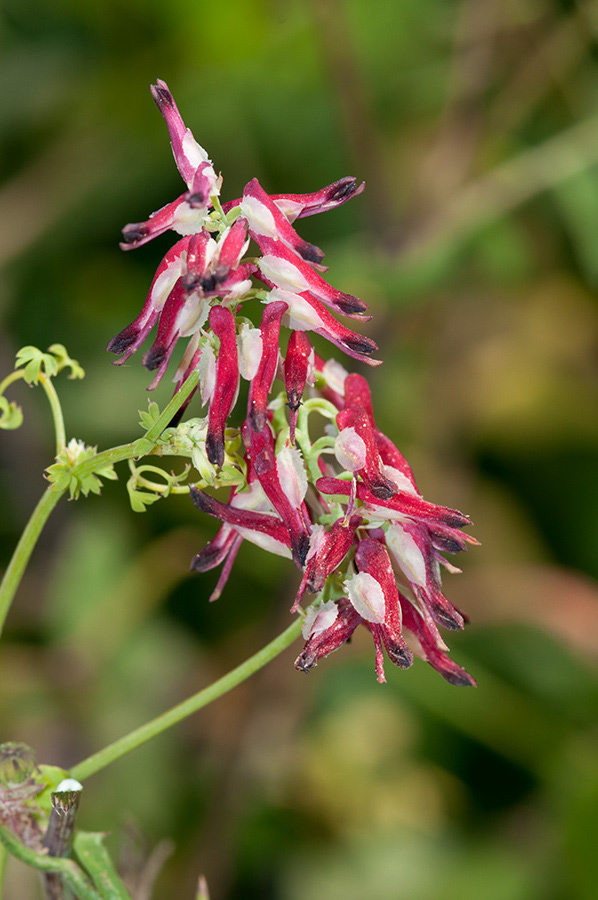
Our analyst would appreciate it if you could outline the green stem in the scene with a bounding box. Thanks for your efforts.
[0,841,7,898]
[73,369,202,480]
[70,617,303,782]
[39,373,67,454]
[0,825,101,900]
[0,371,202,640]
[143,369,200,446]
[0,370,25,396]
[0,485,64,639]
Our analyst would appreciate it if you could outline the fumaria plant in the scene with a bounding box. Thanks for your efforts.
[0,80,477,899]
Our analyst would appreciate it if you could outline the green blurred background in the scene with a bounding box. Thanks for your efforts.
[2,0,598,897]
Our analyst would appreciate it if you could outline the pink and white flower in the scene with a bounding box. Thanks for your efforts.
[112,79,478,688]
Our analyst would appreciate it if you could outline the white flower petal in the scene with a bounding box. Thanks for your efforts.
[276,445,308,507]
[302,600,339,640]
[344,571,386,623]
[335,427,367,472]
[237,324,263,380]
[385,523,427,587]
[259,254,308,293]
[239,195,277,238]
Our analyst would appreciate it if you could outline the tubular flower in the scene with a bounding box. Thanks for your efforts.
[112,80,478,686]
[205,306,239,468]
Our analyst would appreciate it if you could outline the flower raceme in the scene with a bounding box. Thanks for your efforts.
[110,80,477,685]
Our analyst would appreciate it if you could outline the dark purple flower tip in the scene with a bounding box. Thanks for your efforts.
[121,222,149,245]
[285,391,302,413]
[292,532,311,569]
[186,190,206,208]
[205,432,225,469]
[430,605,465,631]
[298,242,325,265]
[249,408,267,434]
[189,484,213,513]
[142,344,167,371]
[150,79,175,110]
[445,513,473,529]
[333,294,370,317]
[198,271,228,293]
[106,325,139,355]
[441,667,477,687]
[327,177,364,203]
[190,544,228,572]
[433,535,468,554]
[385,644,414,670]
[368,479,397,501]
[294,650,317,673]
[341,334,381,363]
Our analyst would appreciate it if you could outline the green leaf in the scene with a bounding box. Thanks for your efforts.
[73,832,132,899]
[47,343,86,379]
[14,344,85,385]
[127,487,161,513]
[138,400,162,431]
[15,346,58,384]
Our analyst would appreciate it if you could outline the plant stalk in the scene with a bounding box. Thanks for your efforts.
[70,617,303,782]
[0,485,64,638]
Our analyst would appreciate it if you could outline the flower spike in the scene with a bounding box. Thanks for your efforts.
[110,80,478,687]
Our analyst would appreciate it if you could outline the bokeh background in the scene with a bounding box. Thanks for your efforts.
[2,0,598,897]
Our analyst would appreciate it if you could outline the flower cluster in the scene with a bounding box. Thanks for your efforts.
[109,80,477,685]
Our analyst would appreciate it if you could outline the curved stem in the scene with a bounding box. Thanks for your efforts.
[0,824,100,900]
[0,371,202,640]
[0,485,64,639]
[0,370,25,396]
[38,373,66,454]
[70,616,304,782]
[1,371,67,454]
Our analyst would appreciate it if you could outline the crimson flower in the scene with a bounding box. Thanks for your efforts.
[112,80,478,686]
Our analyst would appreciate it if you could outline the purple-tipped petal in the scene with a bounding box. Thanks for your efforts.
[247,301,287,433]
[354,538,413,669]
[223,177,365,223]
[189,485,292,556]
[150,79,213,189]
[243,420,311,568]
[337,405,397,500]
[108,237,190,363]
[265,289,381,367]
[258,237,369,319]
[284,330,314,442]
[293,514,361,611]
[400,597,476,686]
[295,599,362,673]
[241,178,325,265]
[206,306,239,468]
